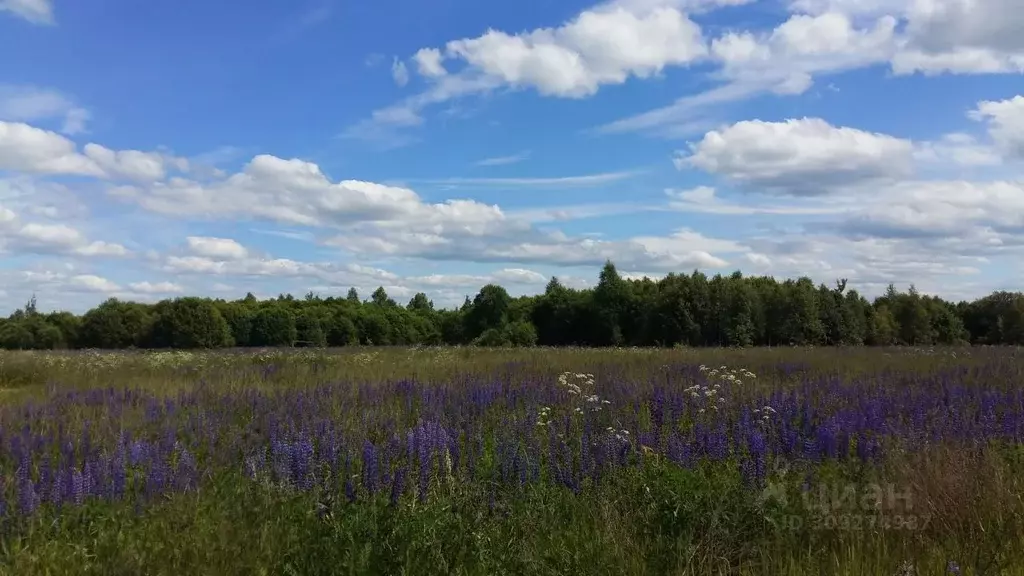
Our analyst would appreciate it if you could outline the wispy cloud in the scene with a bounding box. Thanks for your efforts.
[595,82,766,136]
[420,170,640,188]
[509,202,660,223]
[250,228,315,242]
[391,58,410,87]
[665,187,851,216]
[0,0,54,25]
[273,2,333,43]
[475,151,530,166]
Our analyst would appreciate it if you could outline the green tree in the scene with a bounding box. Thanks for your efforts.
[356,307,392,345]
[325,310,358,346]
[407,293,433,312]
[504,320,538,347]
[593,261,629,346]
[466,284,511,340]
[371,287,396,307]
[249,306,298,347]
[78,299,153,349]
[218,302,254,347]
[295,309,327,347]
[151,298,232,349]
[45,311,81,348]
[868,304,898,345]
[346,288,360,303]
[0,320,34,349]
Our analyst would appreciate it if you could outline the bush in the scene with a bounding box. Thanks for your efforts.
[504,320,538,347]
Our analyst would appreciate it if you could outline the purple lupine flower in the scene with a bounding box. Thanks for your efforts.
[16,477,37,517]
[145,451,167,499]
[15,442,37,516]
[129,440,149,467]
[84,458,100,499]
[50,466,65,510]
[343,453,356,503]
[389,466,407,506]
[416,426,431,501]
[111,446,127,500]
[175,445,198,492]
[362,441,379,496]
[38,455,52,504]
[71,468,85,506]
[271,436,293,486]
[740,431,767,489]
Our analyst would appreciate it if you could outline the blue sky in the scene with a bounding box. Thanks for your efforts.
[0,0,1022,312]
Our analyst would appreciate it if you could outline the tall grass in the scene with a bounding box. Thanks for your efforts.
[0,346,1022,575]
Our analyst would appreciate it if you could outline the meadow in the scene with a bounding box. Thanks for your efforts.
[0,346,1022,575]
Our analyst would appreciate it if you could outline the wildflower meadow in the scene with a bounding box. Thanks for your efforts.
[1,346,1023,575]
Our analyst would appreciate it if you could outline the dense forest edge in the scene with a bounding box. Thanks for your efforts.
[1,262,1022,350]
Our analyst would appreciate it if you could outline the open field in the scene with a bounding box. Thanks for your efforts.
[1,346,1023,575]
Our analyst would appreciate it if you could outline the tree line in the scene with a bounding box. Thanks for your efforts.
[1,262,1023,350]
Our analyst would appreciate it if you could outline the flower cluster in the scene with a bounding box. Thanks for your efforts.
[538,372,609,426]
[605,427,631,443]
[699,364,756,384]
[753,405,777,425]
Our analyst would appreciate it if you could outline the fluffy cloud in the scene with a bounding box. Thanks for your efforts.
[111,152,743,271]
[349,0,714,140]
[0,122,103,176]
[328,229,735,270]
[600,11,898,135]
[664,96,1024,298]
[741,230,998,300]
[0,206,130,257]
[597,0,1022,136]
[912,133,1003,167]
[110,154,511,230]
[891,0,1024,75]
[156,242,567,307]
[969,95,1024,159]
[0,178,90,223]
[0,0,53,24]
[128,281,185,294]
[348,0,1023,143]
[0,266,193,312]
[442,5,706,98]
[0,85,89,134]
[83,144,188,182]
[677,118,914,194]
[185,236,249,260]
[0,121,188,181]
[413,48,448,78]
[710,12,897,91]
[70,274,121,293]
[839,179,1024,240]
